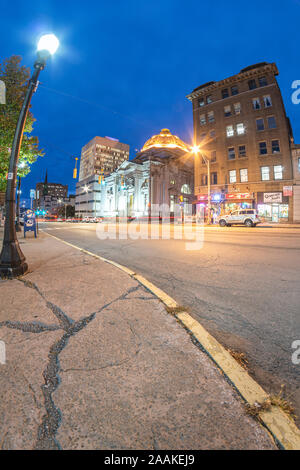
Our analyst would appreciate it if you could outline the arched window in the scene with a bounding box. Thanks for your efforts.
[181,184,191,194]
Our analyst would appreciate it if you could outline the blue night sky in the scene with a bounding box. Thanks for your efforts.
[1,0,300,199]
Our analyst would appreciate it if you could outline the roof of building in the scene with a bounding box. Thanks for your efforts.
[140,128,189,153]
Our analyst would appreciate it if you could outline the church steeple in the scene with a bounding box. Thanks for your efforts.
[43,170,48,196]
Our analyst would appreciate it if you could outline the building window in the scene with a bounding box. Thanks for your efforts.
[248,79,257,90]
[238,145,246,157]
[240,168,248,182]
[231,85,239,95]
[237,123,245,135]
[211,172,218,185]
[234,102,241,115]
[298,157,300,172]
[229,170,237,183]
[256,118,265,131]
[259,141,268,155]
[226,125,234,137]
[200,114,206,125]
[228,147,236,160]
[207,95,213,104]
[181,184,192,194]
[200,132,206,140]
[170,179,175,185]
[211,150,217,162]
[252,98,261,110]
[267,116,277,129]
[202,174,208,185]
[224,105,231,117]
[263,95,272,107]
[259,76,268,87]
[198,98,205,107]
[272,140,280,153]
[261,166,270,181]
[210,130,216,138]
[222,88,229,99]
[208,111,215,122]
[274,165,283,180]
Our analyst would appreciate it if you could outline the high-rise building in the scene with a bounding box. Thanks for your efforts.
[35,172,68,214]
[78,136,130,181]
[187,62,295,222]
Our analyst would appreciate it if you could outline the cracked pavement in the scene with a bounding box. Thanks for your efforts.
[0,232,276,449]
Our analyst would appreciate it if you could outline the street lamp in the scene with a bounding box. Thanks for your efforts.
[0,34,59,278]
[192,145,211,224]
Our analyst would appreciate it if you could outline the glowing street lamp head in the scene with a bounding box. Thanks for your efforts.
[191,145,200,154]
[37,34,59,55]
[83,185,89,193]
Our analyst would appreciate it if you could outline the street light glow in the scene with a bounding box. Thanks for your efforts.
[191,145,200,154]
[37,34,59,55]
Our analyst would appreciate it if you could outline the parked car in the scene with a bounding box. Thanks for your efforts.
[218,209,261,227]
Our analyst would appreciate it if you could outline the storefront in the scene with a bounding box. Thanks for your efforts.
[257,192,289,222]
[224,192,254,213]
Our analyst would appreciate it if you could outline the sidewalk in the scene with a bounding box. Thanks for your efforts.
[0,232,276,450]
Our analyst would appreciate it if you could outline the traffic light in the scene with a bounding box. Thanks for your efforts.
[73,157,78,179]
[179,195,183,202]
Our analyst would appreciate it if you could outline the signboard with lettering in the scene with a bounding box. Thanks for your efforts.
[30,189,36,199]
[263,192,282,203]
[24,210,37,238]
[225,192,253,200]
[283,186,293,197]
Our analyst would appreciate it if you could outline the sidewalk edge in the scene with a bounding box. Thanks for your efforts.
[43,232,300,450]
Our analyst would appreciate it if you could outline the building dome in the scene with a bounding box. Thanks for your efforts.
[141,129,189,152]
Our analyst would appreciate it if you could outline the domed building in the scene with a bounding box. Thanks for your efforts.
[77,129,194,219]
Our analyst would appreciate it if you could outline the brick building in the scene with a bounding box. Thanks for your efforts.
[292,144,300,222]
[187,62,295,222]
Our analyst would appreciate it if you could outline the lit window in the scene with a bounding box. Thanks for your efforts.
[228,147,235,160]
[226,125,234,137]
[202,174,208,185]
[252,98,261,110]
[181,184,191,194]
[224,105,231,117]
[222,88,229,99]
[200,114,206,125]
[268,116,277,129]
[211,151,217,162]
[237,123,245,135]
[259,142,268,155]
[198,98,205,107]
[231,85,239,95]
[239,145,246,157]
[208,111,215,122]
[263,95,272,107]
[207,95,213,104]
[240,168,248,182]
[261,166,270,181]
[274,165,283,180]
[248,79,257,90]
[259,76,268,87]
[234,102,241,114]
[272,140,280,153]
[256,118,265,131]
[229,170,237,183]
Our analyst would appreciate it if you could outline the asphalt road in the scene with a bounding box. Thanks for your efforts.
[42,222,300,422]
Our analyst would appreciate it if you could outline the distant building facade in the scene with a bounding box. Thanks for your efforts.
[187,62,295,222]
[35,173,68,215]
[75,129,194,218]
[78,136,130,181]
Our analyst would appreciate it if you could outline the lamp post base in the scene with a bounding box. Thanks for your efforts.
[0,241,28,278]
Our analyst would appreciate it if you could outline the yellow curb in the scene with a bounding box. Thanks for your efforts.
[42,230,300,450]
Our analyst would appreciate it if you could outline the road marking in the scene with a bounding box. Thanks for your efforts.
[43,230,300,450]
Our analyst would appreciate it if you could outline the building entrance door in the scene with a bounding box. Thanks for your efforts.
[272,205,279,223]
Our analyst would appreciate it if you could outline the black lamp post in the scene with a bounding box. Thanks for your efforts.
[0,34,59,278]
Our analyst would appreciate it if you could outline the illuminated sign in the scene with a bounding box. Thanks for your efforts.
[225,192,253,200]
[263,192,282,203]
[283,186,293,197]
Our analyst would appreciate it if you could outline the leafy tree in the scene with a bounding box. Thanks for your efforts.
[0,55,44,192]
[57,204,75,218]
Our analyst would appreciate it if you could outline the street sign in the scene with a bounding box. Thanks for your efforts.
[283,186,293,197]
[30,189,36,199]
[0,80,5,104]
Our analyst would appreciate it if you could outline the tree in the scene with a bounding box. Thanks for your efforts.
[0,56,44,192]
[57,204,75,218]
